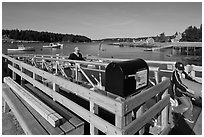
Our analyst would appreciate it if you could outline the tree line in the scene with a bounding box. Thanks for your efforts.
[2,24,202,43]
[135,24,202,43]
[101,24,202,43]
[2,29,92,43]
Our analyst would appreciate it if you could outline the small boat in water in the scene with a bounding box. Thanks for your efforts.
[43,43,63,48]
[144,48,153,51]
[7,44,35,51]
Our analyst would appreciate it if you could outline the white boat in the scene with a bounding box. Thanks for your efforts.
[144,48,153,51]
[8,44,35,51]
[43,43,63,48]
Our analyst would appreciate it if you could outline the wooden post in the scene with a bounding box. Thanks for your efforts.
[115,97,125,133]
[12,62,16,80]
[125,112,132,126]
[90,101,99,135]
[53,55,60,99]
[190,65,196,79]
[33,72,36,87]
[41,59,44,69]
[168,103,174,128]
[20,66,24,85]
[75,63,79,82]
[179,47,181,55]
[154,67,160,84]
[53,75,59,101]
[187,47,189,56]
[161,77,169,131]
[98,60,103,89]
[55,54,60,75]
[62,57,65,67]
[153,67,161,126]
[137,106,145,135]
[125,103,133,128]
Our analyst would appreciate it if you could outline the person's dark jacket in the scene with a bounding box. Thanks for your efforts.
[68,52,85,61]
[171,69,196,97]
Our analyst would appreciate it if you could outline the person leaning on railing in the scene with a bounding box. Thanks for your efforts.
[68,47,85,84]
[68,47,85,61]
[170,62,199,123]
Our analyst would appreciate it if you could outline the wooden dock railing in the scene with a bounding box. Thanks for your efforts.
[8,54,202,83]
[2,54,179,134]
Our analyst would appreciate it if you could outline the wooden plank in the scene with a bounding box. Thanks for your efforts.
[66,124,84,135]
[25,83,84,128]
[124,79,170,114]
[7,76,63,124]
[8,61,123,116]
[60,121,75,134]
[4,77,63,127]
[18,92,64,135]
[122,95,170,135]
[69,116,84,127]
[2,83,48,135]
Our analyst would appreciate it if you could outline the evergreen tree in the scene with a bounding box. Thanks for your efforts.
[180,25,202,42]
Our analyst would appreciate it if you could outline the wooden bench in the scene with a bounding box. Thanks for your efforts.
[2,77,84,135]
[24,83,85,135]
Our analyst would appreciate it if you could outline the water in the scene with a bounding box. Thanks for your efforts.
[2,41,201,65]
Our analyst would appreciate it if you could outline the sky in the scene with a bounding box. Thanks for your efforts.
[2,1,202,40]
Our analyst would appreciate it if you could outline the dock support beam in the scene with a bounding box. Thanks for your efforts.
[161,77,169,130]
[90,101,99,135]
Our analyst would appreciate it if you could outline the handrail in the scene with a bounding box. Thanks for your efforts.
[5,53,202,89]
[5,54,202,83]
[6,54,163,88]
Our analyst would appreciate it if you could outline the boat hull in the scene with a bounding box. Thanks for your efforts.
[7,48,35,51]
[43,45,61,48]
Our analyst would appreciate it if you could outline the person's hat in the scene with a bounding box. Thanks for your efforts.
[175,62,184,70]
[74,47,80,51]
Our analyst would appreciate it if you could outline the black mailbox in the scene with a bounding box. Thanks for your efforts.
[105,58,149,98]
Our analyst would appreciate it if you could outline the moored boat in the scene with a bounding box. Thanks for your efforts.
[43,43,63,48]
[7,44,35,51]
[144,48,153,51]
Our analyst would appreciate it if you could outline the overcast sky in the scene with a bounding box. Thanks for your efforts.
[2,2,202,40]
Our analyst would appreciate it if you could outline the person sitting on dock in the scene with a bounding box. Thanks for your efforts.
[171,62,197,123]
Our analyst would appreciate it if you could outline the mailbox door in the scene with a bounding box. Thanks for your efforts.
[105,63,124,97]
